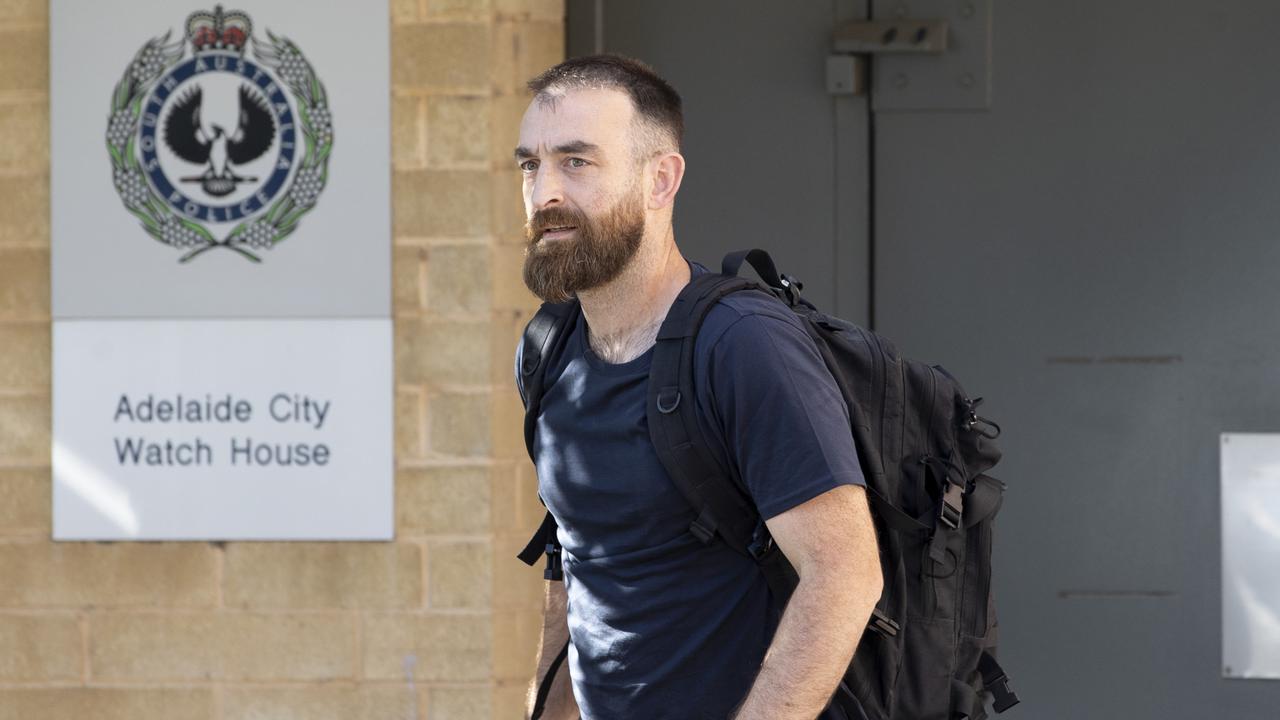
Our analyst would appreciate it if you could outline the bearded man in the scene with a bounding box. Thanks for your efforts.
[515,55,883,720]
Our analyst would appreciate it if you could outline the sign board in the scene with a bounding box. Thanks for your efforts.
[1221,433,1280,679]
[50,1,392,540]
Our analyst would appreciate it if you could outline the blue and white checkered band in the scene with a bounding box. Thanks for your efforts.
[138,52,296,223]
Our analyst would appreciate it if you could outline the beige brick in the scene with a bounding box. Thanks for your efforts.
[492,20,563,95]
[224,685,418,720]
[426,0,492,17]
[491,93,531,167]
[0,542,215,607]
[0,0,46,23]
[430,686,492,719]
[496,0,563,18]
[396,387,426,463]
[0,29,47,93]
[91,612,355,681]
[223,543,421,609]
[428,540,490,608]
[489,307,536,387]
[396,466,491,535]
[427,244,491,314]
[0,395,48,463]
[0,248,49,318]
[0,468,47,535]
[363,613,490,681]
[393,169,490,238]
[490,389,526,462]
[492,533,543,609]
[392,24,490,91]
[515,461,544,530]
[393,245,427,314]
[492,609,539,681]
[392,95,424,170]
[0,689,214,720]
[396,319,492,386]
[492,242,535,310]
[490,169,528,243]
[427,96,490,167]
[0,613,80,680]
[489,464,519,530]
[429,390,491,458]
[0,176,49,245]
[0,322,48,389]
[491,685,528,720]
[0,103,47,173]
[391,0,420,24]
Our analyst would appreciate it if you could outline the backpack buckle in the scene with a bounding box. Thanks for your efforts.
[940,480,964,529]
[543,542,563,581]
[747,520,773,561]
[689,507,717,544]
[869,608,901,638]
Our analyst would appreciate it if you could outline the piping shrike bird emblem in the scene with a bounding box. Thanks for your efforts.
[164,84,276,197]
[105,5,334,263]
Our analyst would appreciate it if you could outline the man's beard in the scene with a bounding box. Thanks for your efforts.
[522,187,645,304]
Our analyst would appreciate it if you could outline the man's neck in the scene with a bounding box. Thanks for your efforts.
[577,228,690,364]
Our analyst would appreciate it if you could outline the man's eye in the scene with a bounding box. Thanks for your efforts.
[519,160,538,172]
[567,158,588,168]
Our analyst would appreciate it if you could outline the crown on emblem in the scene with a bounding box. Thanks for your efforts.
[186,5,253,54]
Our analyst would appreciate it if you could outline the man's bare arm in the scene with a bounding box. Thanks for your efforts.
[732,484,883,720]
[525,580,580,720]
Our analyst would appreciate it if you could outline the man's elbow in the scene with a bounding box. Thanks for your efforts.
[801,547,883,612]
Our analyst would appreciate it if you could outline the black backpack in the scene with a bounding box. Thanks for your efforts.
[518,249,1020,720]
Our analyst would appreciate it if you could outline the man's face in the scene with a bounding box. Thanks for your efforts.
[515,87,647,303]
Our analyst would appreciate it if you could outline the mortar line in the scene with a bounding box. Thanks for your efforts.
[353,608,364,681]
[79,611,90,683]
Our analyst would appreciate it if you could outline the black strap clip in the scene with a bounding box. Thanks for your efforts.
[746,520,773,561]
[869,608,901,638]
[543,542,563,581]
[689,507,717,544]
[940,479,964,529]
[978,651,1021,713]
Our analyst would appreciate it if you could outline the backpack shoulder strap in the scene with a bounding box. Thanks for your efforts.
[516,301,579,578]
[647,269,765,557]
[519,300,580,463]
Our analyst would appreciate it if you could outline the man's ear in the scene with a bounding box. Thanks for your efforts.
[648,152,685,210]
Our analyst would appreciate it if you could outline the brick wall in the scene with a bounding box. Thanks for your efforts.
[0,0,559,717]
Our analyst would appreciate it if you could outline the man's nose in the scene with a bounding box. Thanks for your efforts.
[530,166,564,210]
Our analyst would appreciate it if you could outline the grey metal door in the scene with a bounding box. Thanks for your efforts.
[573,0,1280,717]
[570,0,872,322]
[873,1,1280,717]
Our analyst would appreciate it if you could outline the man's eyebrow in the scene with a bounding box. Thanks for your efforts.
[513,141,602,161]
[552,141,600,156]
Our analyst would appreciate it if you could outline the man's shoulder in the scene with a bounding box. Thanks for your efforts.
[696,288,807,353]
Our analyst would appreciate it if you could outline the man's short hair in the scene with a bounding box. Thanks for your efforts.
[527,54,684,156]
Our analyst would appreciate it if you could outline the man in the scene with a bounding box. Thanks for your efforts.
[515,55,882,720]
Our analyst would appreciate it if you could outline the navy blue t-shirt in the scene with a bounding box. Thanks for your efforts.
[519,266,865,719]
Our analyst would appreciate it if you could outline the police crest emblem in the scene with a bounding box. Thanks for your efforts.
[106,6,332,262]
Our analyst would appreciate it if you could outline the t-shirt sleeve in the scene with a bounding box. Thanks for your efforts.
[701,311,865,520]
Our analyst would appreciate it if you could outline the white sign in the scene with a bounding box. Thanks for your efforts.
[1221,433,1280,679]
[54,320,392,540]
[50,2,393,540]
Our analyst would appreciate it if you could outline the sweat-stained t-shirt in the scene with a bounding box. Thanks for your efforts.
[517,264,866,719]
